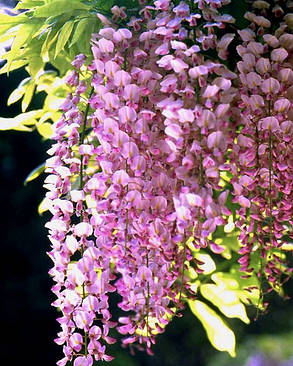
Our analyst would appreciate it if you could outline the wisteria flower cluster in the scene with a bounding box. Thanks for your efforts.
[43,0,293,364]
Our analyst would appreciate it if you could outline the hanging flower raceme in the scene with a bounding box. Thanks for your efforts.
[43,0,292,365]
[231,2,293,290]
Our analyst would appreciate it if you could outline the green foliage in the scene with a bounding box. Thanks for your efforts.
[0,0,105,133]
[24,162,46,185]
[188,299,236,357]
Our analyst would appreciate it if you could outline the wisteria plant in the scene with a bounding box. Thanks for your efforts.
[0,0,292,365]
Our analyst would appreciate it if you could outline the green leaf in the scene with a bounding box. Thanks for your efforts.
[7,77,32,105]
[15,0,45,9]
[195,252,216,275]
[69,18,89,47]
[200,284,250,324]
[211,267,260,307]
[24,163,46,185]
[41,28,59,62]
[188,300,236,357]
[36,70,57,92]
[36,122,53,138]
[6,22,39,72]
[0,59,28,74]
[33,0,89,18]
[26,55,43,78]
[38,197,51,215]
[0,13,29,26]
[54,20,74,59]
[22,79,36,112]
[0,110,41,131]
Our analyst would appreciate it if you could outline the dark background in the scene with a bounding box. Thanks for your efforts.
[0,1,293,366]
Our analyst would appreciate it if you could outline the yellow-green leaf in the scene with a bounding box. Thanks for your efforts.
[188,300,236,357]
[69,18,89,47]
[0,110,42,131]
[211,269,260,307]
[37,122,53,138]
[7,77,31,106]
[0,58,28,74]
[0,117,32,131]
[6,23,38,72]
[38,197,51,215]
[281,243,293,251]
[0,13,29,25]
[22,80,35,112]
[24,163,46,185]
[33,0,89,18]
[54,20,74,59]
[195,252,216,275]
[7,87,25,106]
[15,0,44,9]
[41,28,58,62]
[26,55,43,78]
[200,284,250,324]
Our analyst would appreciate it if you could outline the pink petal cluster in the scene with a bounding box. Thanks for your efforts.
[44,1,293,364]
[230,3,293,285]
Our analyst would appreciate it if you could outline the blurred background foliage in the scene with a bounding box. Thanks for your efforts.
[0,0,293,365]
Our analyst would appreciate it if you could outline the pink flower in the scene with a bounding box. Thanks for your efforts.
[261,78,280,94]
[118,106,137,123]
[189,65,208,78]
[165,123,183,139]
[170,58,189,73]
[96,38,114,53]
[151,196,168,211]
[238,195,251,208]
[113,28,132,42]
[74,223,93,237]
[246,72,262,88]
[258,116,280,132]
[255,58,270,74]
[274,98,290,113]
[202,84,220,98]
[73,355,93,366]
[69,333,83,352]
[185,193,203,207]
[121,141,139,159]
[207,131,226,151]
[137,266,152,282]
[271,48,288,63]
[114,70,131,87]
[112,170,130,187]
[123,84,140,103]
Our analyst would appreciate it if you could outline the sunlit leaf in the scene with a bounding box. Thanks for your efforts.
[69,18,89,47]
[24,162,46,185]
[195,252,216,275]
[15,0,45,9]
[188,300,236,357]
[7,77,32,105]
[0,58,28,74]
[38,197,51,215]
[0,110,41,131]
[26,55,43,78]
[33,0,89,18]
[54,20,74,59]
[0,13,29,25]
[41,28,59,62]
[37,122,53,139]
[22,79,35,112]
[6,22,39,72]
[211,267,260,307]
[36,70,57,92]
[281,243,293,251]
[200,284,250,324]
